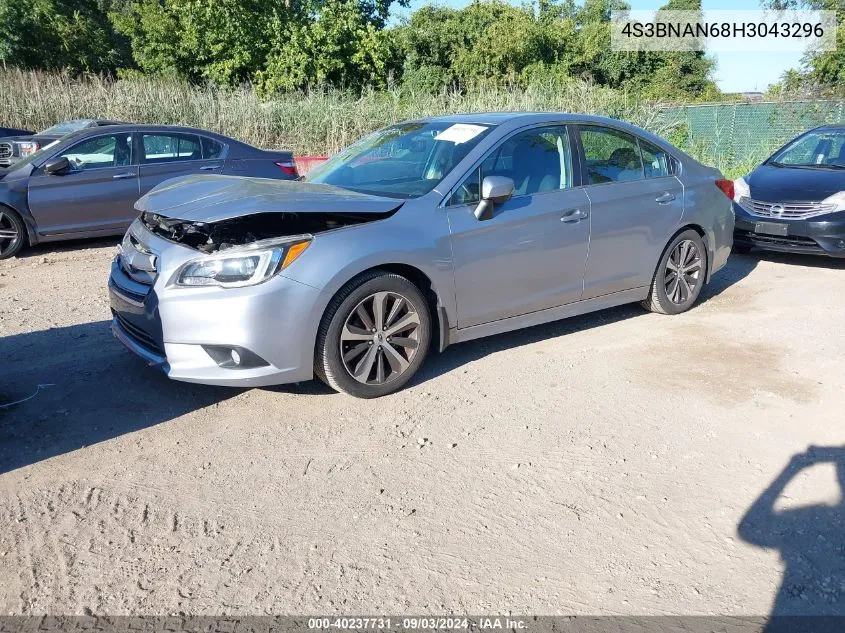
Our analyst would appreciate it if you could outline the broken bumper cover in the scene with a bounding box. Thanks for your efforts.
[109,256,323,388]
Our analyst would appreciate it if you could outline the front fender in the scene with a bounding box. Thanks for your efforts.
[0,165,37,245]
[279,209,456,371]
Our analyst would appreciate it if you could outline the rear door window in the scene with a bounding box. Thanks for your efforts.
[142,134,202,164]
[580,126,644,184]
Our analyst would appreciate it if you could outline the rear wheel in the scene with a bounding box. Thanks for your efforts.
[733,243,753,255]
[0,208,25,260]
[315,270,431,398]
[642,229,707,315]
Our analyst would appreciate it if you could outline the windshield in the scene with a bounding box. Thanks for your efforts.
[7,130,87,171]
[38,119,94,137]
[769,129,845,168]
[307,121,493,198]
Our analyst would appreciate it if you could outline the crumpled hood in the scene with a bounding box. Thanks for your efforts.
[136,174,404,222]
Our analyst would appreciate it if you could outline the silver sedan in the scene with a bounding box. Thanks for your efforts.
[109,113,734,398]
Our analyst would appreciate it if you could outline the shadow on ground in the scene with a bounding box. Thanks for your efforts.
[1,254,759,473]
[739,446,845,632]
[410,253,759,387]
[747,249,845,270]
[0,321,240,475]
[14,236,121,260]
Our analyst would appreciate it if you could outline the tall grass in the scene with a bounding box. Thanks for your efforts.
[0,67,775,176]
[0,68,677,155]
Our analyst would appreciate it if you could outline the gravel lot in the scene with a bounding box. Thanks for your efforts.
[1,239,844,616]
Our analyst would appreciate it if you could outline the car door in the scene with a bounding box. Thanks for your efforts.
[26,131,139,236]
[577,125,684,300]
[138,132,224,196]
[446,125,591,329]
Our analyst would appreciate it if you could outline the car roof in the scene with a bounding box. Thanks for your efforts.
[57,123,245,145]
[809,124,845,132]
[420,112,639,127]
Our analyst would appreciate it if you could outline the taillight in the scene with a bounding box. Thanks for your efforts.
[715,178,734,200]
[275,160,298,176]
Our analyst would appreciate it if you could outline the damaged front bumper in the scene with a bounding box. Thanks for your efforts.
[108,221,324,388]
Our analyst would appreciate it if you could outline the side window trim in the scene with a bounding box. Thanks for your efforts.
[442,122,579,208]
[45,131,136,173]
[576,123,684,186]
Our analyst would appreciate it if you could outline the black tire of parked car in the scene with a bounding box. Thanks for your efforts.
[0,207,26,260]
[642,229,707,315]
[314,270,432,398]
[732,243,753,255]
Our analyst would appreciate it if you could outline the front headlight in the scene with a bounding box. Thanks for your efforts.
[16,141,40,157]
[821,191,845,213]
[733,177,750,204]
[173,238,311,288]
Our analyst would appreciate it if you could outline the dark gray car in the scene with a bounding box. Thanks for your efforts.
[0,124,297,259]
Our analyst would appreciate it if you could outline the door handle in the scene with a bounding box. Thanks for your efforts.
[112,172,135,180]
[200,164,222,171]
[655,192,676,204]
[560,208,589,223]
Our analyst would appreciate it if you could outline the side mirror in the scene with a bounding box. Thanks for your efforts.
[44,156,70,175]
[474,176,514,221]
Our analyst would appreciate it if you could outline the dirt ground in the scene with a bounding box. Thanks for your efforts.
[1,238,844,617]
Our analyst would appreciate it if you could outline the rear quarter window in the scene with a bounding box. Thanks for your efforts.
[201,136,225,160]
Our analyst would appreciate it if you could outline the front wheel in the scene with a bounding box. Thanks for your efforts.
[642,229,707,315]
[315,270,432,398]
[0,208,26,260]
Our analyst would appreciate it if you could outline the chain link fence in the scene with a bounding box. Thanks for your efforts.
[656,100,845,177]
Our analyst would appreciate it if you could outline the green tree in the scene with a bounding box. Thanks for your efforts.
[257,0,399,94]
[0,0,129,73]
[764,0,845,93]
[110,0,282,85]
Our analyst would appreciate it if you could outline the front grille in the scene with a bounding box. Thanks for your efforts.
[0,143,12,166]
[739,197,835,219]
[737,230,824,252]
[113,311,163,355]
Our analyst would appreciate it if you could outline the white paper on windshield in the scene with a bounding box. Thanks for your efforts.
[434,124,487,145]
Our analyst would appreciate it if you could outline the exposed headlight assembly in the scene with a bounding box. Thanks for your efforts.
[173,237,311,288]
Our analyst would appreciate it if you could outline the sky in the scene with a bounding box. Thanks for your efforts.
[395,0,806,94]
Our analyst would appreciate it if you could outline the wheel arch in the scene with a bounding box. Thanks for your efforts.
[314,262,450,362]
[667,223,712,283]
[0,202,36,246]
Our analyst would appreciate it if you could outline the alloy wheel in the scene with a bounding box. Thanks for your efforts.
[664,239,702,305]
[0,210,21,258]
[340,291,421,385]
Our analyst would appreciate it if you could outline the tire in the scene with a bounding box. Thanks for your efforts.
[314,270,432,398]
[642,229,707,315]
[732,243,753,255]
[0,207,26,260]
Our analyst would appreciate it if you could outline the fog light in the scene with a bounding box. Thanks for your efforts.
[202,345,269,369]
[838,240,845,249]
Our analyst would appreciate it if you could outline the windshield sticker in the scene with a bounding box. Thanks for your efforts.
[434,124,488,145]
